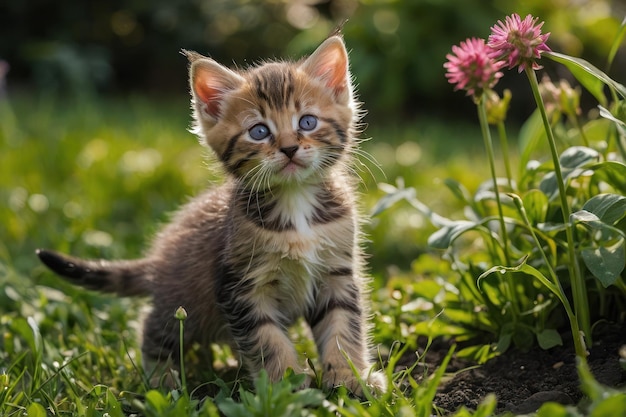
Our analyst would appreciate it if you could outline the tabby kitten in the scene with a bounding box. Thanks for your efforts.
[37,35,386,394]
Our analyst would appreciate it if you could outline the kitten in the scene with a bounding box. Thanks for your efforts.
[37,34,386,394]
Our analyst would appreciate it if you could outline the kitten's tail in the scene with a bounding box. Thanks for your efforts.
[36,249,153,297]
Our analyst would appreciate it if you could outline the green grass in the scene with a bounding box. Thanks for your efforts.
[1,93,622,416]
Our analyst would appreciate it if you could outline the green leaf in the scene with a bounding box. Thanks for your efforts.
[144,390,170,413]
[518,110,545,174]
[607,17,626,71]
[537,402,581,417]
[590,393,626,417]
[479,257,574,321]
[427,220,479,249]
[11,317,41,360]
[544,51,626,104]
[571,209,601,223]
[572,208,626,287]
[582,194,626,224]
[539,147,600,199]
[444,178,473,205]
[217,398,248,417]
[576,357,626,414]
[598,106,626,129]
[496,330,512,353]
[522,189,549,223]
[371,182,416,217]
[559,146,600,169]
[591,161,626,194]
[581,245,625,288]
[537,328,563,349]
[26,403,47,417]
[539,171,559,200]
[105,389,126,417]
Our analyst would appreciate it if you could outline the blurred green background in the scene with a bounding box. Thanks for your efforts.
[1,0,625,281]
[2,0,625,120]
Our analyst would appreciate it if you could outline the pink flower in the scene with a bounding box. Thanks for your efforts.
[444,37,505,98]
[488,13,551,73]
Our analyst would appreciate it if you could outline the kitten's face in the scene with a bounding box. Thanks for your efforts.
[187,37,356,188]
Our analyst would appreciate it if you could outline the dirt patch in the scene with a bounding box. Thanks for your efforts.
[411,323,626,415]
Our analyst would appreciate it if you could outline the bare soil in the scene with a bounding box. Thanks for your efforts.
[411,323,626,415]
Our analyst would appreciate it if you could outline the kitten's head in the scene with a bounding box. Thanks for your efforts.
[185,36,359,189]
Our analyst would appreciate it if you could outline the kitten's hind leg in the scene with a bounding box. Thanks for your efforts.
[143,354,180,389]
[140,307,186,389]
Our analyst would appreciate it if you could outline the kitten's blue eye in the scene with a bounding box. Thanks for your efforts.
[298,115,318,131]
[249,124,270,140]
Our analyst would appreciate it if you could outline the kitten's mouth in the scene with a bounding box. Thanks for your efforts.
[280,160,307,175]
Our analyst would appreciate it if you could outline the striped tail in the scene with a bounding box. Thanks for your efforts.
[36,249,153,297]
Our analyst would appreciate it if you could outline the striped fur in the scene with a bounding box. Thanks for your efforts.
[37,35,386,394]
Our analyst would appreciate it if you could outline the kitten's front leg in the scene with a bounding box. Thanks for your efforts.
[308,273,386,395]
[221,285,304,383]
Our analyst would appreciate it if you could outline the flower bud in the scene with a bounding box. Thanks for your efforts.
[175,306,188,321]
[485,89,512,125]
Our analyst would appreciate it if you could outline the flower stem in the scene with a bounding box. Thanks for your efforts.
[524,67,591,351]
[477,97,519,319]
[510,193,586,358]
[175,306,188,394]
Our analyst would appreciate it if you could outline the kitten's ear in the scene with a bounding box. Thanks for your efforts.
[186,51,244,121]
[300,36,351,102]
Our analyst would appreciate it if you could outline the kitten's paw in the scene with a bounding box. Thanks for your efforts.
[298,373,313,390]
[323,367,387,397]
[324,367,360,393]
[364,369,387,394]
[149,368,180,390]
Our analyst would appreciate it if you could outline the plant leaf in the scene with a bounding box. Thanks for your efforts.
[26,403,48,417]
[581,244,625,288]
[428,220,479,249]
[522,189,549,223]
[539,147,600,199]
[607,17,626,71]
[496,329,512,353]
[544,51,626,104]
[590,161,626,194]
[444,178,473,205]
[536,402,580,417]
[144,390,169,413]
[582,193,626,224]
[598,106,626,128]
[572,208,626,288]
[518,110,545,175]
[371,183,415,217]
[537,328,563,349]
[479,257,575,321]
[559,146,600,169]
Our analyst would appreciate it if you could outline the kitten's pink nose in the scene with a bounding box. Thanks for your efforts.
[280,145,299,159]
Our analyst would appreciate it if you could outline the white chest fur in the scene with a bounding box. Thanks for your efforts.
[247,185,355,318]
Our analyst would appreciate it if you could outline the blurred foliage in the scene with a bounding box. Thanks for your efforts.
[1,0,624,121]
